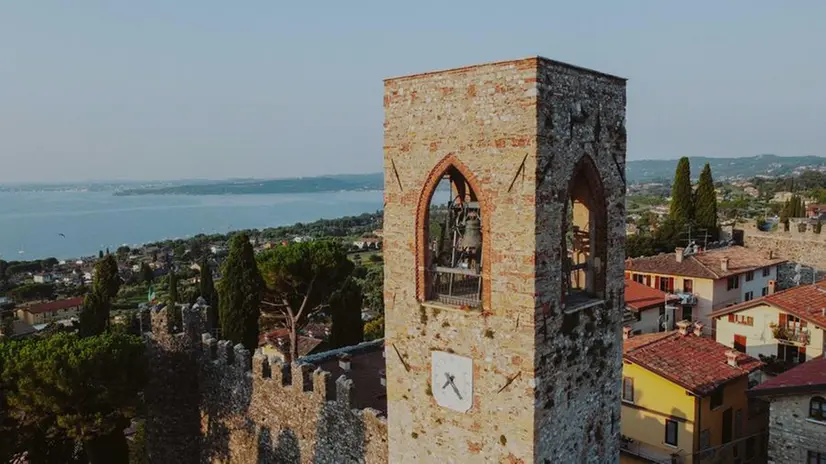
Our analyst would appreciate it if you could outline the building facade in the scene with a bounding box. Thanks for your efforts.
[623,278,679,334]
[16,297,83,325]
[626,246,786,330]
[621,325,765,463]
[748,357,826,464]
[383,57,627,462]
[710,281,826,368]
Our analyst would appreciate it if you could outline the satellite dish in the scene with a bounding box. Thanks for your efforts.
[795,263,803,273]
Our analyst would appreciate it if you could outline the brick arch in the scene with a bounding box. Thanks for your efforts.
[561,154,608,299]
[415,154,492,309]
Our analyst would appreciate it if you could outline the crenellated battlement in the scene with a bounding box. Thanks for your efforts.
[145,302,388,463]
[737,221,826,274]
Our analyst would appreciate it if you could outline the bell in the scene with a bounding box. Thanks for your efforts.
[461,217,482,249]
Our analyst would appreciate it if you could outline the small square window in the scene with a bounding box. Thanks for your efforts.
[762,287,769,297]
[746,271,754,282]
[622,377,634,403]
[762,267,771,277]
[727,276,740,291]
[745,291,754,302]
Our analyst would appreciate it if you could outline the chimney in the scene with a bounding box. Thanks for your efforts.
[725,350,739,367]
[720,257,730,272]
[338,353,351,371]
[693,321,705,337]
[623,326,633,340]
[768,280,776,295]
[675,248,684,263]
[676,320,692,336]
[766,250,774,260]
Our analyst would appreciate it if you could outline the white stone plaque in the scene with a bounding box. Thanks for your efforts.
[431,351,473,412]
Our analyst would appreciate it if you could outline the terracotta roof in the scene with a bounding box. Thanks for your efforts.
[749,357,826,397]
[625,246,786,280]
[624,331,763,396]
[21,297,83,315]
[624,279,678,312]
[258,329,323,358]
[306,340,387,415]
[709,280,826,328]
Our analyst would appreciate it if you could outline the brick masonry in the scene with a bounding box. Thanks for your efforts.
[383,57,627,463]
[765,394,826,463]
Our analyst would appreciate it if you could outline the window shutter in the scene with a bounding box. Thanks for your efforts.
[779,313,787,326]
[728,314,735,322]
[655,276,661,289]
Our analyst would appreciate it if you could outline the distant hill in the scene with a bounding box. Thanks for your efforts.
[626,155,826,183]
[113,173,384,196]
[109,155,826,196]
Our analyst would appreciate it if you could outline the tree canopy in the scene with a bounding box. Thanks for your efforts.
[694,163,719,240]
[218,233,265,350]
[0,332,147,463]
[258,240,353,360]
[329,277,364,348]
[199,256,218,332]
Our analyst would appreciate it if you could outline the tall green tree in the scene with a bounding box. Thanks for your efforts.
[258,240,354,361]
[98,250,104,259]
[218,233,265,351]
[0,332,147,463]
[167,271,182,330]
[669,157,694,225]
[329,277,364,348]
[199,256,218,332]
[79,255,121,337]
[694,163,719,240]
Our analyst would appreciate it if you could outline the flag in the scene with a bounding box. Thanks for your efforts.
[148,285,156,303]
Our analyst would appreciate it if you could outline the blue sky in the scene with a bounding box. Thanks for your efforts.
[1,1,824,183]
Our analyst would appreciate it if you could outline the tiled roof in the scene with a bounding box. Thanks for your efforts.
[709,281,826,328]
[624,331,763,396]
[21,297,83,315]
[624,279,678,312]
[749,356,826,396]
[625,246,786,280]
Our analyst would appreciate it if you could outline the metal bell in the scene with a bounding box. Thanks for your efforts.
[461,217,482,249]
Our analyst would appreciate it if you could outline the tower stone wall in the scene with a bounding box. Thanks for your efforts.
[382,57,627,463]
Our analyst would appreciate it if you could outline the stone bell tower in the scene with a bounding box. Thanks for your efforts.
[382,57,627,463]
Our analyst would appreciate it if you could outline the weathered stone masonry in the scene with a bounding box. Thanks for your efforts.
[145,306,388,464]
[383,57,627,463]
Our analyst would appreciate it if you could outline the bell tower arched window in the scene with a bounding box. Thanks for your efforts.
[418,160,486,309]
[562,156,608,307]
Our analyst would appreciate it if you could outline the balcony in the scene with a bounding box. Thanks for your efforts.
[673,291,698,306]
[427,267,482,309]
[770,323,811,345]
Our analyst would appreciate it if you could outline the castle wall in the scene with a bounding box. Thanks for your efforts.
[145,306,388,464]
[738,222,826,285]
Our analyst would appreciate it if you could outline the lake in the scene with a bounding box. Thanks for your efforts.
[0,190,384,260]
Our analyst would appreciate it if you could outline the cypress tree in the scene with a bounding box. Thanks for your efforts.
[218,233,265,350]
[329,277,364,349]
[79,254,121,336]
[199,256,218,332]
[167,270,181,330]
[669,157,694,225]
[694,163,718,240]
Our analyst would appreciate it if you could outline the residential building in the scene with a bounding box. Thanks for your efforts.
[16,297,83,325]
[33,273,52,284]
[710,281,826,368]
[623,278,680,334]
[748,356,826,464]
[621,322,765,463]
[807,204,826,219]
[625,245,787,330]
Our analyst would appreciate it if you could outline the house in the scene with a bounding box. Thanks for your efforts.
[621,322,765,463]
[747,356,826,463]
[807,204,826,219]
[16,297,84,325]
[743,186,760,198]
[258,328,323,363]
[33,273,52,284]
[292,236,314,243]
[0,320,37,339]
[353,237,382,250]
[623,278,680,334]
[710,281,826,368]
[625,246,787,330]
[771,192,794,204]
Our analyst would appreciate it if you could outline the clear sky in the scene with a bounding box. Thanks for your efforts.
[1,1,824,183]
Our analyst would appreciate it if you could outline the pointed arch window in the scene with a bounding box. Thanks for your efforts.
[417,159,486,309]
[562,156,608,308]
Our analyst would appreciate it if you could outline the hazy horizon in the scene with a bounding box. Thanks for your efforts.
[2,1,825,183]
